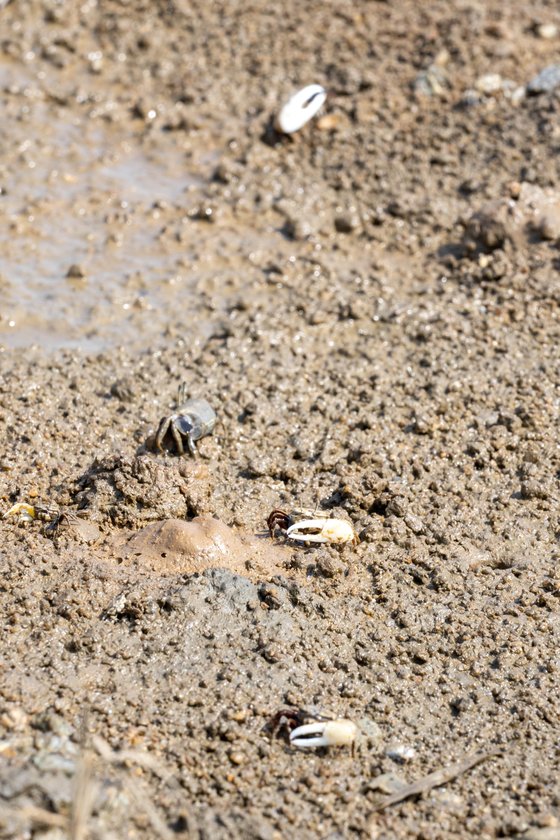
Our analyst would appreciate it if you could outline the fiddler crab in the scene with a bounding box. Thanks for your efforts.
[5,502,83,539]
[267,708,357,751]
[151,384,216,457]
[275,84,327,134]
[38,506,83,539]
[291,719,357,750]
[5,502,37,523]
[267,509,359,546]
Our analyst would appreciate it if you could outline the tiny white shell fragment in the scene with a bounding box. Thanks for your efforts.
[536,22,558,40]
[286,517,357,545]
[275,84,327,134]
[290,719,357,749]
[386,744,416,762]
[474,73,503,94]
[5,503,36,522]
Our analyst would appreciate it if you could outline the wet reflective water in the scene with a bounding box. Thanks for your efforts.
[0,60,371,353]
[0,76,218,350]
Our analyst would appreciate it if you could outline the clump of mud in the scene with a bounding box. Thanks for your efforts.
[462,182,560,254]
[71,453,212,527]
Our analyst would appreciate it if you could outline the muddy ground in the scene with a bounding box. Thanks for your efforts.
[1,1,560,838]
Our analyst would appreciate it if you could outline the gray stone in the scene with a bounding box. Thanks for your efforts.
[527,65,560,94]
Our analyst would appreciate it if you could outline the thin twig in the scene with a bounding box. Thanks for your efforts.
[121,774,176,840]
[91,735,173,782]
[2,803,67,829]
[371,749,502,811]
[92,734,187,840]
[71,751,97,840]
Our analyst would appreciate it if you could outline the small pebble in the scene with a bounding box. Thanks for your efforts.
[527,65,560,94]
[315,552,345,578]
[509,85,526,106]
[521,480,550,500]
[536,23,558,40]
[66,263,86,279]
[0,707,28,730]
[475,73,503,94]
[460,89,481,108]
[285,216,314,241]
[316,113,343,131]
[334,209,360,233]
[413,65,448,97]
[386,744,416,762]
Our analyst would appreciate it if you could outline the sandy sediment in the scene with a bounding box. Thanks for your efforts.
[1,1,560,837]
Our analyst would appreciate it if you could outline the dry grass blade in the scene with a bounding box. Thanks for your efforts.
[91,734,173,781]
[371,749,502,811]
[3,803,68,829]
[92,734,187,840]
[71,751,97,840]
[122,774,176,840]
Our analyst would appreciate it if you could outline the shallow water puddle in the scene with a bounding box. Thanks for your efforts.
[0,85,213,350]
[0,61,390,353]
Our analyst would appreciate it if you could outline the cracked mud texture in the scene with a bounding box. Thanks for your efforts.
[1,0,560,838]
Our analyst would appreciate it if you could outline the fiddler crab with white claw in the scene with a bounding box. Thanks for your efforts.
[290,719,358,750]
[5,502,85,537]
[150,384,217,457]
[267,509,359,546]
[275,84,327,134]
[5,502,37,523]
[266,707,358,752]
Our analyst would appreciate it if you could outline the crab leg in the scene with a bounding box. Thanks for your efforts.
[155,417,170,452]
[171,422,185,455]
[186,432,197,457]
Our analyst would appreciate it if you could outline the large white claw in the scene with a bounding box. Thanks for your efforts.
[275,84,327,134]
[286,518,357,545]
[290,719,357,749]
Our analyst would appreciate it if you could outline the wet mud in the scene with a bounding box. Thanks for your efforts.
[1,0,560,838]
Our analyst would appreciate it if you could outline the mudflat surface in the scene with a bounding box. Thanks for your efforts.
[1,1,560,838]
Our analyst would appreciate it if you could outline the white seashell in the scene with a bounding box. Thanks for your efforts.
[275,84,327,134]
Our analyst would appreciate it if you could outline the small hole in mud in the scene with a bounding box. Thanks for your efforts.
[369,499,388,516]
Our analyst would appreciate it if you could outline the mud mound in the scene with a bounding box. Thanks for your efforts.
[114,515,292,578]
